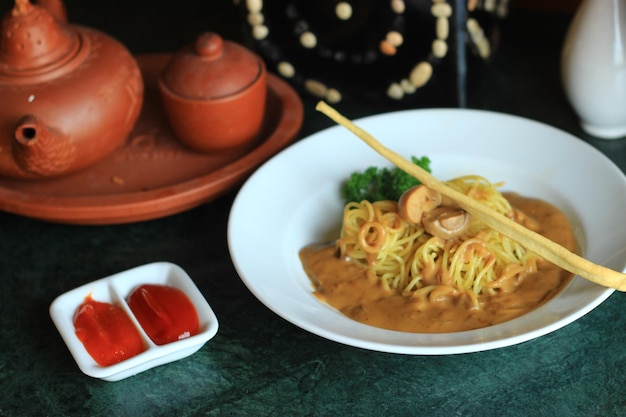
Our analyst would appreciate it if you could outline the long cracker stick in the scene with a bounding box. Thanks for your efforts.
[316,100,626,291]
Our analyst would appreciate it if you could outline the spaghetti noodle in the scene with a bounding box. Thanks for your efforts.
[336,175,539,307]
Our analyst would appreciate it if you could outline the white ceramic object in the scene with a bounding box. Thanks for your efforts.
[49,262,219,381]
[228,108,626,355]
[561,0,626,139]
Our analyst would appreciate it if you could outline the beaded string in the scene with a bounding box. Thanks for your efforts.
[238,0,509,103]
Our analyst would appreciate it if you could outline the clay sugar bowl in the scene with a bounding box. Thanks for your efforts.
[158,32,267,152]
[0,0,143,179]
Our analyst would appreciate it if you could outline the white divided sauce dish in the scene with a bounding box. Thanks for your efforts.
[49,262,219,381]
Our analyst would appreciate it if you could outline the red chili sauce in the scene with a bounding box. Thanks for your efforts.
[73,295,145,366]
[127,284,200,345]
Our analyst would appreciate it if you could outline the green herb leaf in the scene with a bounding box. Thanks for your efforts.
[342,156,431,202]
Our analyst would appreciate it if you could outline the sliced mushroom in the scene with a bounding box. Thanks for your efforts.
[422,206,471,239]
[398,185,442,224]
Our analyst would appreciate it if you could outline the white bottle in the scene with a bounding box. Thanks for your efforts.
[561,0,626,139]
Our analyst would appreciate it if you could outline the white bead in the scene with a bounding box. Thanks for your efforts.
[305,79,328,97]
[336,2,353,20]
[277,61,295,78]
[326,88,342,103]
[300,31,317,49]
[387,83,404,100]
[409,62,433,88]
[246,0,262,13]
[431,2,452,18]
[386,31,404,47]
[252,24,269,40]
[432,39,448,58]
[400,78,416,94]
[391,0,405,14]
[436,16,449,40]
[247,12,264,26]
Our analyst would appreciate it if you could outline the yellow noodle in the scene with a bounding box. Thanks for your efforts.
[337,176,540,307]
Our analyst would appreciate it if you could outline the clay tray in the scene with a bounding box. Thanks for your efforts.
[0,54,304,225]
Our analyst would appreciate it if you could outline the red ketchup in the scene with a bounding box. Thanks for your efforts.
[73,295,145,366]
[127,284,200,345]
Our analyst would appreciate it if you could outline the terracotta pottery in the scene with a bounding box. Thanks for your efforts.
[159,32,267,152]
[33,0,67,22]
[0,54,304,225]
[0,0,144,179]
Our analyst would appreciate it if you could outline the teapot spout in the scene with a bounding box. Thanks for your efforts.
[12,114,76,176]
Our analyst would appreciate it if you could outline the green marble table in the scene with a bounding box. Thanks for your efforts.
[1,3,625,416]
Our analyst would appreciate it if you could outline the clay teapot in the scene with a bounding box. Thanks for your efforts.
[0,0,144,179]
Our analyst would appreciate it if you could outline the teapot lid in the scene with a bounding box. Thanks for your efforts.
[161,32,263,99]
[0,0,79,76]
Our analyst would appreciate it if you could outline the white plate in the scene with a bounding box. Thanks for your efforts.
[227,108,626,355]
[50,262,219,381]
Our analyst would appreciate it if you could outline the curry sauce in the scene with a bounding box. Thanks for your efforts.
[299,193,576,333]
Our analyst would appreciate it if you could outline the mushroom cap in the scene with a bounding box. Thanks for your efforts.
[397,184,442,224]
[422,206,471,239]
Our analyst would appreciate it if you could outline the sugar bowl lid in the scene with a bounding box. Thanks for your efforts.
[161,32,263,100]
